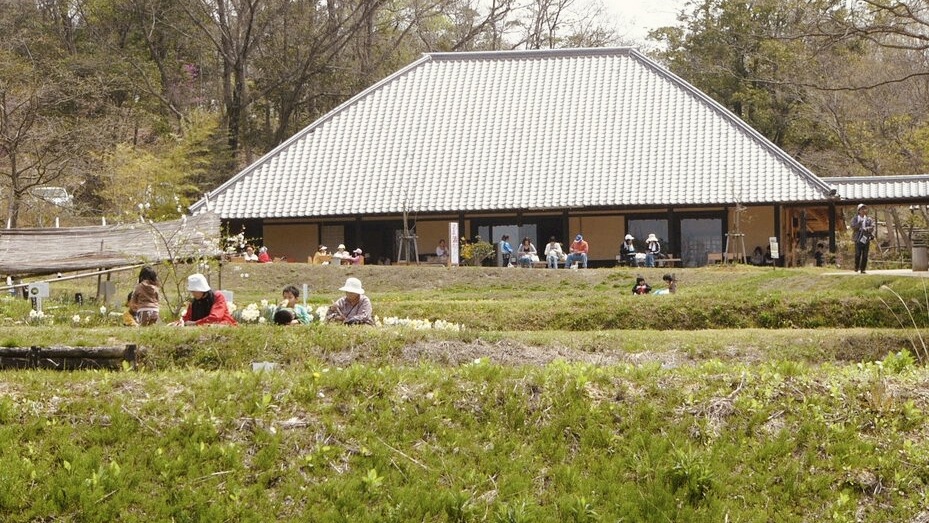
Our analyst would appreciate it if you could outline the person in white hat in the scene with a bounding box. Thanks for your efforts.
[620,234,638,266]
[348,248,365,265]
[851,203,875,273]
[176,273,237,326]
[325,277,375,325]
[644,233,662,268]
[333,244,351,262]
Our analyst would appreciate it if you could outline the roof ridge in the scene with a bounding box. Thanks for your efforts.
[822,174,929,182]
[426,47,635,61]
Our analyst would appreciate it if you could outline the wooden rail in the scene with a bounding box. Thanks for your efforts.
[0,344,140,370]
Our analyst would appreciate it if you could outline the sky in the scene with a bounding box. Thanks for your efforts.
[599,0,688,44]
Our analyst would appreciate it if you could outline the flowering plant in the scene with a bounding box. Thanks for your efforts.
[231,302,276,323]
[377,316,463,331]
[27,309,53,324]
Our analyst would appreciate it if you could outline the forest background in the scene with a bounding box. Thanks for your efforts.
[3,0,929,234]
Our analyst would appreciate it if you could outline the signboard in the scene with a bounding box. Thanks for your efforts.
[28,283,49,313]
[27,282,50,298]
[449,222,459,266]
[769,237,780,260]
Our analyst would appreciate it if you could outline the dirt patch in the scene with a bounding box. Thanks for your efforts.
[322,339,687,368]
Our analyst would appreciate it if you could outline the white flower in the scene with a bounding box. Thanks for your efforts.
[72,314,81,323]
[258,317,267,324]
[260,299,269,307]
[240,303,261,322]
[100,306,107,315]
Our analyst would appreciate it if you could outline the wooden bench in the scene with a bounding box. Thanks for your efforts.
[615,255,680,267]
[656,257,681,268]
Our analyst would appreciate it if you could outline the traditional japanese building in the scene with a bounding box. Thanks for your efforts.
[190,48,924,266]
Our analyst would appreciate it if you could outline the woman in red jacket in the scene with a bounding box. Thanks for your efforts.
[178,273,237,326]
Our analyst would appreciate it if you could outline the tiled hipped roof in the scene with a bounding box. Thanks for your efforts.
[191,48,835,219]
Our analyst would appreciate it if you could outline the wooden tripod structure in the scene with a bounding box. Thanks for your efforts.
[724,204,747,264]
[397,206,419,264]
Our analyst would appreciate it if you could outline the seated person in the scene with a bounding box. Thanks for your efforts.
[813,243,824,267]
[544,237,565,268]
[273,308,297,325]
[333,244,351,262]
[174,274,237,326]
[436,239,448,260]
[644,234,663,268]
[517,237,538,267]
[750,246,764,266]
[278,284,311,324]
[326,277,375,325]
[313,245,331,264]
[242,245,259,262]
[632,276,651,295]
[654,273,677,295]
[128,265,161,326]
[620,234,638,266]
[348,248,365,265]
[764,246,774,266]
[499,235,513,266]
[564,234,589,268]
[257,246,271,263]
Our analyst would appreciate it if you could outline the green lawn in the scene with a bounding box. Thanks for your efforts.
[1,264,928,521]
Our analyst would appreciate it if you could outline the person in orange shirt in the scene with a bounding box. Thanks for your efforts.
[565,234,589,268]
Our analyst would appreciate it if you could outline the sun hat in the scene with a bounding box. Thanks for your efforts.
[857,203,867,211]
[353,248,363,254]
[319,245,328,251]
[337,244,346,250]
[339,277,365,295]
[187,273,210,292]
[624,234,634,241]
[646,234,659,243]
[575,234,583,241]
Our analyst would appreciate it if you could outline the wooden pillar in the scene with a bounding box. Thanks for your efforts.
[828,202,837,252]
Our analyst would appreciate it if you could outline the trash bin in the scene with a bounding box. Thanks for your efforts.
[913,246,928,271]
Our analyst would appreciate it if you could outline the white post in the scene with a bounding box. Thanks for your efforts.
[449,222,459,266]
[55,217,60,228]
[102,217,107,226]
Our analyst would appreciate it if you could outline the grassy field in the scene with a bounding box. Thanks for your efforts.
[2,263,929,521]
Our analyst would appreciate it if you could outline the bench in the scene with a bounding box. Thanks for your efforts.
[517,261,548,268]
[656,258,681,268]
[615,255,679,267]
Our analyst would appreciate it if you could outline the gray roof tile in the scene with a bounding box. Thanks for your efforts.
[823,175,929,202]
[192,48,834,219]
